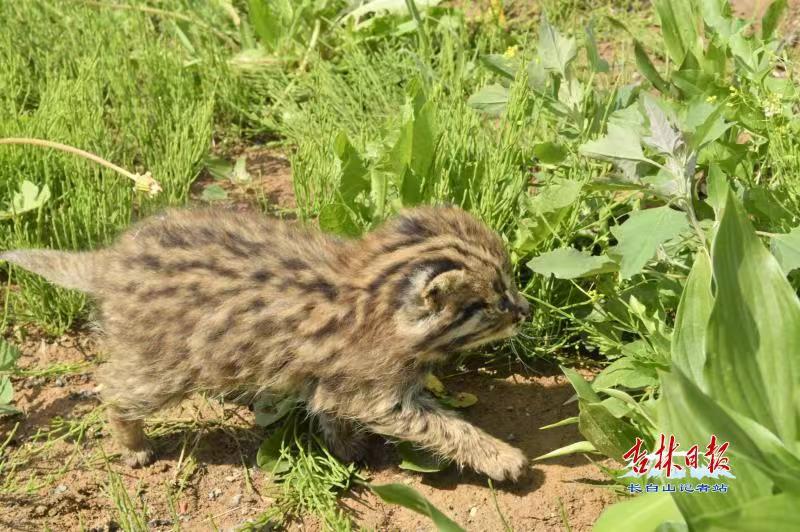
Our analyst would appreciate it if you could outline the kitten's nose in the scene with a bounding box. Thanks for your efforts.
[516,297,531,321]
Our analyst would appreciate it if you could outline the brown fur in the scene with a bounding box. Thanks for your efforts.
[1,206,531,481]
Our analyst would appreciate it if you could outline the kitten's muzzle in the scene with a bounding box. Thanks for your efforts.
[514,297,531,322]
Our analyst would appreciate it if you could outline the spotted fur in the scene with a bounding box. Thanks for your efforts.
[1,205,531,480]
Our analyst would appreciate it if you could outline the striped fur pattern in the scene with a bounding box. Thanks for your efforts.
[1,205,531,480]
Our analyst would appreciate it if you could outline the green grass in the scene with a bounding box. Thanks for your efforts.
[0,0,265,333]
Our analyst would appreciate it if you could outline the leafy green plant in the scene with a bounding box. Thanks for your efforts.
[367,482,464,532]
[251,409,463,531]
[0,338,21,416]
[592,189,800,530]
[0,180,50,221]
[519,9,800,530]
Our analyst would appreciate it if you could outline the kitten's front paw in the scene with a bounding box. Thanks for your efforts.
[476,443,529,482]
[329,438,368,463]
[125,445,155,468]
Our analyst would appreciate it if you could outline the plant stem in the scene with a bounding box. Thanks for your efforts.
[0,138,161,196]
[405,0,430,59]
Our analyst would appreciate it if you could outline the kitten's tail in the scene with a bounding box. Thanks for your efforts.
[0,249,99,292]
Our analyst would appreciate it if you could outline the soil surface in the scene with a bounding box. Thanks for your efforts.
[0,333,615,531]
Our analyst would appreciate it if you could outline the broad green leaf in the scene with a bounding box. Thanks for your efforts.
[248,0,288,50]
[561,366,602,403]
[409,94,437,179]
[671,251,712,391]
[601,396,634,418]
[1,180,51,219]
[370,169,389,221]
[534,440,596,461]
[0,376,13,404]
[654,0,699,65]
[256,425,292,475]
[334,132,369,203]
[729,33,761,73]
[0,403,20,416]
[526,178,582,214]
[467,83,509,117]
[594,494,685,532]
[527,248,618,280]
[634,41,670,94]
[204,156,232,181]
[610,206,690,279]
[526,57,548,93]
[557,78,583,109]
[253,395,297,427]
[398,167,423,206]
[659,369,797,526]
[439,392,478,409]
[533,141,568,165]
[642,167,687,200]
[592,357,658,390]
[705,164,728,213]
[771,226,800,274]
[696,493,800,531]
[762,0,787,41]
[578,400,640,461]
[396,442,447,473]
[369,483,465,532]
[684,100,731,150]
[642,94,682,155]
[319,203,362,237]
[200,184,228,201]
[671,68,716,99]
[388,90,437,205]
[538,14,577,77]
[608,103,647,136]
[230,156,252,185]
[580,124,648,163]
[699,0,735,43]
[423,373,446,396]
[0,338,21,371]
[706,191,800,445]
[516,178,583,251]
[539,417,579,430]
[585,21,609,73]
[480,54,518,79]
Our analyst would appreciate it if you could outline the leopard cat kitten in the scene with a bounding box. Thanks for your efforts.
[1,205,531,481]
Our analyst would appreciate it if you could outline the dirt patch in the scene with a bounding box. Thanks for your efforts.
[346,365,616,531]
[1,332,614,531]
[191,145,295,214]
[1,332,269,531]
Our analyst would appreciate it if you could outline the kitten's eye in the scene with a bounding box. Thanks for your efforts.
[498,294,513,313]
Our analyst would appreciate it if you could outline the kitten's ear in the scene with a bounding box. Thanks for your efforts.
[421,270,467,311]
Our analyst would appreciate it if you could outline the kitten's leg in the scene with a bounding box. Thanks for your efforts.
[99,361,186,468]
[313,412,368,463]
[360,395,528,481]
[107,409,154,468]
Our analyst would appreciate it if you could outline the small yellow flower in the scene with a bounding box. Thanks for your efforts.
[132,172,162,197]
[503,45,519,59]
[706,95,717,103]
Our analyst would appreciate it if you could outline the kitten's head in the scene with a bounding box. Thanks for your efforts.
[370,205,530,354]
